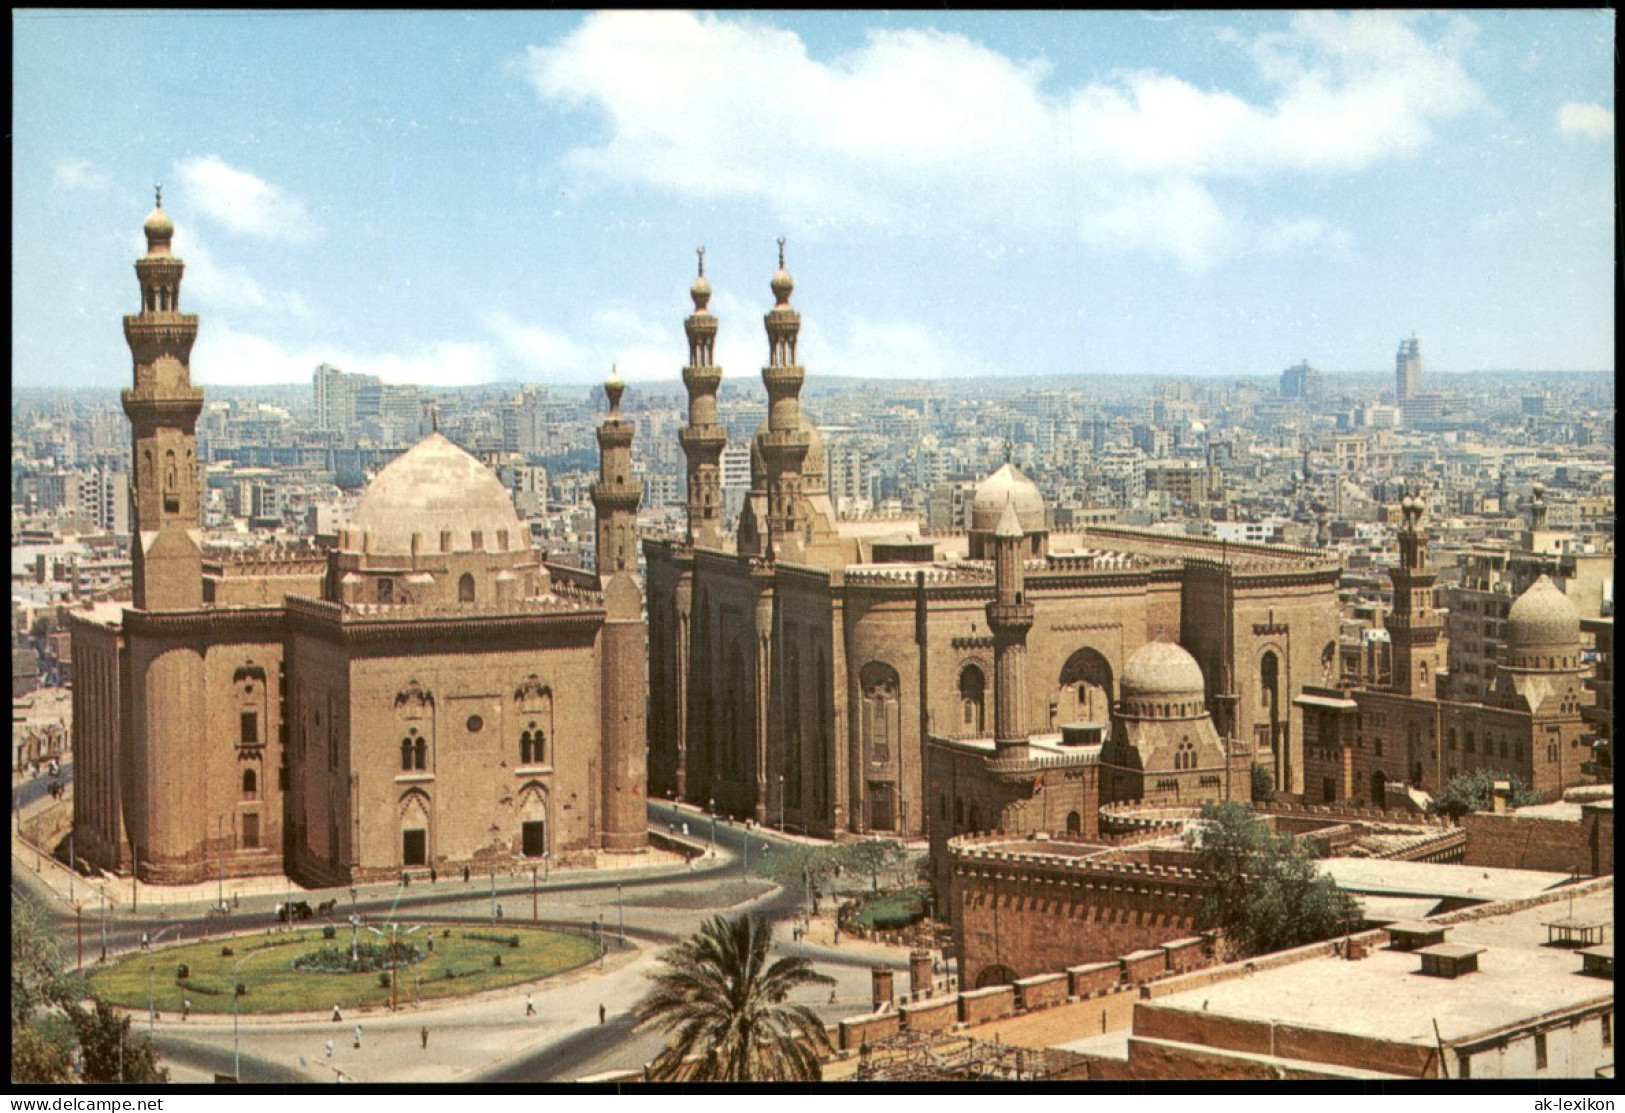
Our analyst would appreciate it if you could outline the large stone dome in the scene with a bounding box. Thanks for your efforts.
[350,432,524,554]
[971,462,1046,535]
[1506,575,1581,669]
[1119,636,1207,718]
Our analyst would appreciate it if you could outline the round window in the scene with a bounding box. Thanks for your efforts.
[466,715,484,733]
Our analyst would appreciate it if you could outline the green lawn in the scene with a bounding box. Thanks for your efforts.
[86,925,599,1016]
[850,890,925,930]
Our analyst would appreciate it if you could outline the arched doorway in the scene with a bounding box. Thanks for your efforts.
[1058,648,1113,726]
[958,664,986,734]
[976,964,1016,989]
[399,789,431,867]
[519,781,548,858]
[1371,771,1388,809]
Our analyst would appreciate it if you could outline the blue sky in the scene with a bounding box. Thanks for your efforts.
[12,9,1615,389]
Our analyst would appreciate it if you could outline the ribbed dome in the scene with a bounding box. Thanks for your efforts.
[1507,575,1580,650]
[350,432,523,554]
[971,462,1046,535]
[1121,637,1206,701]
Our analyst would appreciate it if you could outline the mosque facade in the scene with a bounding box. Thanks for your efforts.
[70,201,647,885]
[645,246,1343,840]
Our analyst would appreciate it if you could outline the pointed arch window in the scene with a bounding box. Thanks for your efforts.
[459,573,475,603]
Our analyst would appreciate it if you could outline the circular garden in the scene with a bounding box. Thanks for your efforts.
[86,925,600,1016]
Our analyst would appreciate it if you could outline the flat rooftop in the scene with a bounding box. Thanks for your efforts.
[1318,858,1572,903]
[1146,886,1614,1048]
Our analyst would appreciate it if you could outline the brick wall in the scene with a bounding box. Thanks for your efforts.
[899,997,958,1033]
[838,1011,901,1051]
[1068,961,1121,999]
[958,984,1016,1026]
[1461,809,1612,875]
[1014,972,1069,1011]
[1161,936,1207,975]
[1120,948,1168,985]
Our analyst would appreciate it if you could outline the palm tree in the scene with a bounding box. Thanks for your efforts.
[634,913,834,1081]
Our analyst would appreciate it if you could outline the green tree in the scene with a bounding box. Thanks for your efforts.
[759,844,843,912]
[1250,763,1275,804]
[1194,802,1360,958]
[634,913,833,1081]
[12,900,86,1084]
[838,839,909,893]
[1431,769,1540,819]
[66,998,169,1084]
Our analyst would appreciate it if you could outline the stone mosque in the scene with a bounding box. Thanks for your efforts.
[645,245,1345,842]
[70,199,647,885]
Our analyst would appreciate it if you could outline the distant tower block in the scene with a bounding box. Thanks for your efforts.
[1395,334,1422,402]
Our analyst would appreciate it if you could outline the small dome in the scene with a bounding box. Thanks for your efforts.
[350,432,523,555]
[770,237,793,304]
[1121,637,1206,702]
[971,462,1046,535]
[1507,575,1580,651]
[144,204,174,249]
[691,246,712,311]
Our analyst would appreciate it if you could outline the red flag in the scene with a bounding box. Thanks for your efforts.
[1032,772,1045,797]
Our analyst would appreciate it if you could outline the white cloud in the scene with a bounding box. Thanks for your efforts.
[168,232,312,318]
[1558,102,1613,141]
[174,155,317,241]
[522,11,1481,272]
[1255,216,1351,257]
[54,158,110,192]
[482,310,594,376]
[192,324,500,388]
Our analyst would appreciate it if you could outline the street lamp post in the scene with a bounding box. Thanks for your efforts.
[617,883,624,940]
[489,870,497,923]
[779,774,785,832]
[147,924,182,1033]
[216,815,225,911]
[230,952,252,1083]
[531,866,539,923]
[708,799,716,857]
[99,890,108,963]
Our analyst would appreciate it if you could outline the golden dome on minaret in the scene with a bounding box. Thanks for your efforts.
[143,183,174,253]
[770,236,794,305]
[690,246,712,311]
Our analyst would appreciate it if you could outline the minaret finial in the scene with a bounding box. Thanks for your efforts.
[1003,439,1013,464]
[777,236,786,269]
[154,182,163,209]
[697,246,705,278]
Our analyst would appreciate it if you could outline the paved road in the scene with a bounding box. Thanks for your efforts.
[12,762,73,812]
[16,799,920,1081]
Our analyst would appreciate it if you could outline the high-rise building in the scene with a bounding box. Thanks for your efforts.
[1395,334,1422,402]
[1279,359,1322,399]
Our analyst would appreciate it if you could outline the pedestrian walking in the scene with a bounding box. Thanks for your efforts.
[333,1003,343,1023]
[182,998,191,1021]
[325,1039,334,1060]
[429,867,437,884]
[599,1004,606,1024]
[525,993,535,1017]
[496,903,503,920]
[353,1025,362,1050]
[463,865,470,884]
[421,1026,429,1049]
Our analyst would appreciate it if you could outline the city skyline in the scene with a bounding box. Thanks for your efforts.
[13,9,1616,390]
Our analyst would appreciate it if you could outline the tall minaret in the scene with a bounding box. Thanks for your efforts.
[1389,491,1443,696]
[759,238,810,552]
[988,498,1035,754]
[678,248,727,547]
[595,368,648,850]
[123,187,204,611]
[591,368,642,577]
